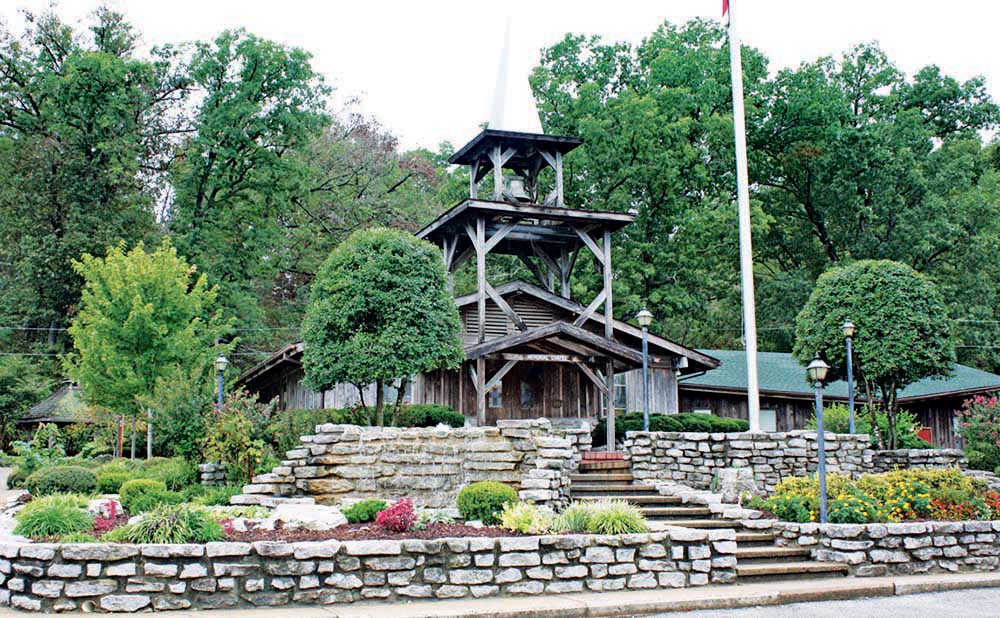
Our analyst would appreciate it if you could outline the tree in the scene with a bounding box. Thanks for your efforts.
[0,356,52,450]
[64,240,232,458]
[301,228,464,426]
[793,260,955,449]
[0,8,187,352]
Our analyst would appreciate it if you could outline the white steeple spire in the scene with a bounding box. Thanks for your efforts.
[488,17,544,134]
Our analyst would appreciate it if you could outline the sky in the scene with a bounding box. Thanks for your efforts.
[5,0,1000,151]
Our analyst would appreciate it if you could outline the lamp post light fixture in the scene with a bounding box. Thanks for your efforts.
[807,354,831,524]
[636,308,654,431]
[842,318,857,434]
[214,353,229,409]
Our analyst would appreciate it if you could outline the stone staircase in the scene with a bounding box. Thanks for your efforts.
[570,452,850,583]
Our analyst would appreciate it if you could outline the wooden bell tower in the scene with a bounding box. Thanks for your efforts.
[418,128,635,440]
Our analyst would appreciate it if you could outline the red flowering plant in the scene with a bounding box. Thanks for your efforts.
[93,500,122,533]
[375,498,417,533]
[956,394,1000,471]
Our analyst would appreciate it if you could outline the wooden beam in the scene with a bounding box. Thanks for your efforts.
[517,254,553,292]
[476,357,486,425]
[468,363,479,392]
[484,360,518,393]
[575,361,609,395]
[469,160,479,199]
[498,353,581,363]
[573,227,605,266]
[476,218,486,343]
[572,289,607,327]
[450,246,474,273]
[485,281,527,331]
[485,219,519,252]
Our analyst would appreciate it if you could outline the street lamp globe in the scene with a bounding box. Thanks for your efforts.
[806,354,829,383]
[214,354,229,373]
[842,319,856,338]
[636,308,653,328]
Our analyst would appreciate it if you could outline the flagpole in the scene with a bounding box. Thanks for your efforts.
[726,0,762,432]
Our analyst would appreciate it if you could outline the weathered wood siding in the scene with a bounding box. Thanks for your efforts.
[624,368,679,415]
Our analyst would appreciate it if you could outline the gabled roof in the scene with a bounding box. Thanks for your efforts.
[680,349,1000,403]
[448,129,583,166]
[465,322,646,369]
[454,280,719,372]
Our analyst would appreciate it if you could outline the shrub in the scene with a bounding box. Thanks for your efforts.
[201,391,271,484]
[828,493,881,523]
[375,498,417,533]
[767,494,814,522]
[806,403,872,435]
[554,502,592,532]
[413,509,453,530]
[134,457,197,491]
[106,504,225,544]
[14,494,93,538]
[264,408,336,454]
[7,466,28,489]
[957,394,1000,470]
[342,499,388,524]
[457,481,518,525]
[24,466,97,496]
[96,471,132,494]
[400,405,464,428]
[119,479,182,514]
[191,485,241,507]
[591,412,749,447]
[58,532,97,543]
[499,501,556,534]
[584,500,649,535]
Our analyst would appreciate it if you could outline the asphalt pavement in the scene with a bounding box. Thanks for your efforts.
[651,586,1000,618]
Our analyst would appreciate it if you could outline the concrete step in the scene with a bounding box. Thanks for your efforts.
[736,546,812,563]
[578,460,630,471]
[640,506,713,519]
[645,519,739,529]
[737,561,850,583]
[574,494,682,505]
[569,473,634,483]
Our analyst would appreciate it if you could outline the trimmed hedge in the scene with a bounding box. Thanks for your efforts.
[24,466,97,496]
[342,499,388,524]
[457,481,518,525]
[119,479,183,515]
[591,412,749,447]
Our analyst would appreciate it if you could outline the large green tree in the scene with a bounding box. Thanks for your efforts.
[65,240,232,457]
[301,228,464,426]
[793,260,955,448]
[0,8,186,351]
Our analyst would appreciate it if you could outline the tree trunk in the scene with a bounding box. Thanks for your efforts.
[355,383,369,424]
[862,377,885,449]
[390,377,409,426]
[374,380,385,428]
[885,384,899,450]
[146,408,153,459]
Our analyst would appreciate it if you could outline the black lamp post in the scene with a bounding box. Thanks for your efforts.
[636,308,653,431]
[807,354,830,524]
[843,319,856,434]
[215,354,228,409]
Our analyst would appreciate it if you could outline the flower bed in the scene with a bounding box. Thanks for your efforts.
[0,529,737,612]
[746,468,1000,524]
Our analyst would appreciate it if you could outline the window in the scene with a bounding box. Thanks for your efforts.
[488,383,502,408]
[519,381,535,408]
[614,373,627,412]
[759,409,777,432]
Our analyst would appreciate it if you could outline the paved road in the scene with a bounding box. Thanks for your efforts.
[652,587,1000,618]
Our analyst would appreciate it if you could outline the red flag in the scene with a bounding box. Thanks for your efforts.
[722,0,730,25]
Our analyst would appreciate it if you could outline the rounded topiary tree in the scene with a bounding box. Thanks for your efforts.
[302,228,464,427]
[793,260,955,449]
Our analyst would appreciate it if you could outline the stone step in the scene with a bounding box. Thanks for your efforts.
[569,473,634,483]
[736,561,850,582]
[639,506,713,519]
[651,519,740,529]
[736,546,811,563]
[574,494,682,505]
[736,531,777,546]
[570,484,658,494]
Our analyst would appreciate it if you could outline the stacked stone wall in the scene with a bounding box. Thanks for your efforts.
[197,463,227,487]
[233,420,584,510]
[774,521,1000,576]
[0,529,736,612]
[625,431,970,494]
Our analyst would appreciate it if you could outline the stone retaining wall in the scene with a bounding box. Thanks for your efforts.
[625,431,872,493]
[197,463,227,487]
[625,431,969,494]
[0,529,736,613]
[774,520,1000,576]
[232,420,587,510]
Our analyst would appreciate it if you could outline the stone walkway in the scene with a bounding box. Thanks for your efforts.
[0,571,994,617]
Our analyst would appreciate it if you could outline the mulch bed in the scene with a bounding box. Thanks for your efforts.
[224,521,522,543]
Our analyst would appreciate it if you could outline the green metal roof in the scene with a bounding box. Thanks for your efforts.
[680,350,1000,402]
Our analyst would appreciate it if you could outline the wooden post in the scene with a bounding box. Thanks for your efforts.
[493,144,503,200]
[606,361,615,452]
[470,159,479,199]
[555,151,564,206]
[476,217,486,343]
[476,357,486,426]
[603,229,613,340]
